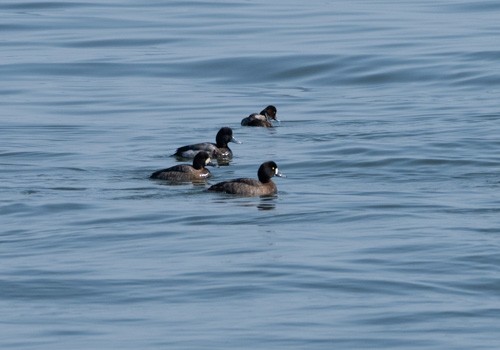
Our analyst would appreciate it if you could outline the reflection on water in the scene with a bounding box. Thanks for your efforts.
[210,194,277,211]
[257,197,277,211]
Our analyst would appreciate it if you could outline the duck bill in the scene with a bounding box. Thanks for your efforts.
[231,136,242,144]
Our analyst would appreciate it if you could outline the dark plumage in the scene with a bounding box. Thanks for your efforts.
[173,127,241,160]
[241,105,279,127]
[151,151,215,182]
[208,161,284,196]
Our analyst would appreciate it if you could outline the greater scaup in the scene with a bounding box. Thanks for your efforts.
[151,151,215,182]
[241,105,279,127]
[173,127,241,160]
[208,161,284,196]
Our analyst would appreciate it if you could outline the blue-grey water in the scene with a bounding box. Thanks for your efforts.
[1,1,500,349]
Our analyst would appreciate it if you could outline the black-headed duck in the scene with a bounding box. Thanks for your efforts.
[173,127,241,160]
[241,105,279,127]
[151,151,215,182]
[208,161,284,196]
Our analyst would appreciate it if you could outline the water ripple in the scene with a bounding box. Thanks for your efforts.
[2,1,500,349]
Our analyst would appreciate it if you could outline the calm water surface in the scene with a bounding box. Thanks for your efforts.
[1,1,500,349]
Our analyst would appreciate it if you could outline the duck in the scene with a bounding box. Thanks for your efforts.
[208,161,284,196]
[173,127,241,160]
[151,151,215,182]
[241,105,279,127]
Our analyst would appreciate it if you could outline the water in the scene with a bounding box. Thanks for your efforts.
[1,0,500,349]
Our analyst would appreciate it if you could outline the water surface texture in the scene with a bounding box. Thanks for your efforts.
[1,1,500,349]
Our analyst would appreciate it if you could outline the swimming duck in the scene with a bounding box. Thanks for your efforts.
[151,151,215,182]
[173,127,241,160]
[241,105,279,127]
[208,161,284,196]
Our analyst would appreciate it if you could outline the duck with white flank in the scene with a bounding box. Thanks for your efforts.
[241,105,279,127]
[173,127,241,162]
